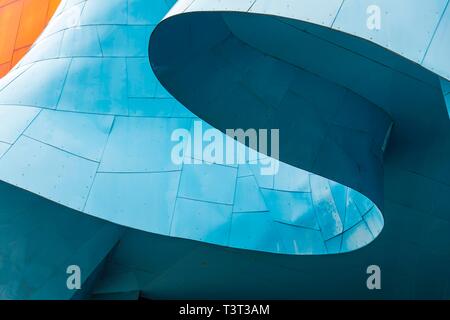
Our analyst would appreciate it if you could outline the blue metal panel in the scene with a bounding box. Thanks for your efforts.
[237,164,253,178]
[229,212,284,253]
[261,189,319,230]
[0,136,98,210]
[0,0,385,261]
[0,59,71,109]
[275,222,327,255]
[126,58,159,98]
[333,0,448,63]
[19,32,64,67]
[343,194,363,231]
[84,172,180,234]
[274,162,310,192]
[58,58,128,115]
[63,0,87,11]
[442,78,450,95]
[423,5,450,79]
[310,175,344,240]
[0,65,32,92]
[188,0,255,13]
[170,198,232,245]
[40,1,85,39]
[325,235,342,254]
[250,0,343,27]
[128,97,188,117]
[341,221,374,252]
[328,180,347,222]
[363,206,384,237]
[128,0,175,25]
[445,94,450,118]
[80,0,127,25]
[233,176,268,213]
[24,110,114,162]
[168,0,196,17]
[60,26,103,58]
[0,142,9,158]
[178,163,238,205]
[97,25,152,57]
[0,106,40,144]
[0,0,402,300]
[99,117,192,172]
[248,162,274,189]
[349,188,374,215]
[154,81,172,98]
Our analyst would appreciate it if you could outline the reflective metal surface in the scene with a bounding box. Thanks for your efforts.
[1,0,449,299]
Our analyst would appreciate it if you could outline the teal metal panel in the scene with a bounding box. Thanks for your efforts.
[0,181,122,300]
[170,198,232,246]
[128,0,175,25]
[250,0,344,27]
[24,110,114,162]
[274,222,327,255]
[80,0,127,25]
[261,189,319,230]
[344,194,363,231]
[0,106,40,144]
[58,58,128,115]
[0,142,9,158]
[274,162,310,192]
[0,0,409,299]
[423,5,450,79]
[188,0,255,13]
[233,176,268,213]
[325,235,342,254]
[99,117,192,172]
[84,172,180,234]
[310,175,344,240]
[229,212,284,253]
[0,136,98,210]
[341,221,374,252]
[178,163,238,205]
[41,1,85,39]
[328,180,347,222]
[60,26,103,58]
[333,0,448,63]
[126,58,159,98]
[19,31,64,67]
[97,25,152,57]
[0,59,71,109]
[363,206,384,237]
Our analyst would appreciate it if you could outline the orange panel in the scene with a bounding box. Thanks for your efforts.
[46,0,59,19]
[0,0,19,7]
[0,0,61,78]
[11,45,29,66]
[0,62,10,75]
[0,0,22,65]
[15,0,50,49]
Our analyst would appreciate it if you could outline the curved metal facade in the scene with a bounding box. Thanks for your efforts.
[162,0,450,79]
[0,0,382,259]
[150,0,450,299]
[0,0,448,299]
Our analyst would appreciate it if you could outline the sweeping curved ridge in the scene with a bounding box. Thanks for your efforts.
[0,0,450,300]
[149,0,450,225]
[0,0,382,258]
